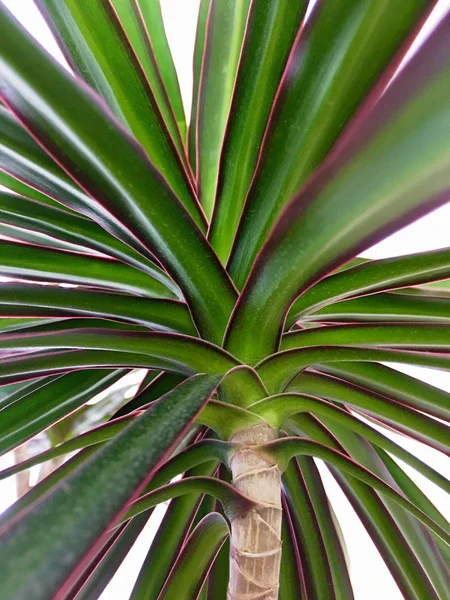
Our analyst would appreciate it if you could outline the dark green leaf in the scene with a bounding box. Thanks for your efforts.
[264,438,450,545]
[134,0,187,142]
[0,283,196,334]
[283,459,335,598]
[195,0,251,218]
[279,371,450,454]
[319,424,450,599]
[315,361,450,421]
[159,513,228,600]
[0,369,126,456]
[0,106,155,258]
[0,327,239,374]
[287,247,450,324]
[110,0,187,155]
[257,346,450,394]
[0,5,237,342]
[36,0,198,220]
[130,462,216,600]
[251,391,450,494]
[123,476,255,524]
[208,0,308,262]
[282,323,450,352]
[288,414,443,600]
[0,240,172,298]
[0,374,219,600]
[0,191,177,285]
[189,0,211,172]
[301,293,450,325]
[227,0,432,289]
[225,15,450,362]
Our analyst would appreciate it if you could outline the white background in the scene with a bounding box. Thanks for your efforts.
[0,1,449,598]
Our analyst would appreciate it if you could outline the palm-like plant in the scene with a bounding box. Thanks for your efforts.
[0,0,449,598]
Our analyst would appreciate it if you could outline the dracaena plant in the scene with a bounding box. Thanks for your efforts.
[0,0,449,598]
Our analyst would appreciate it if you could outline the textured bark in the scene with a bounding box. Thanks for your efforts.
[228,424,282,600]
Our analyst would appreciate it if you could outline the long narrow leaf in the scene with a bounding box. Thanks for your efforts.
[0,191,175,285]
[287,246,450,324]
[315,361,450,421]
[0,283,196,334]
[195,0,251,218]
[0,240,174,298]
[0,5,237,343]
[36,0,198,219]
[159,513,228,600]
[225,13,450,362]
[135,0,187,142]
[208,0,308,262]
[0,369,126,456]
[227,0,433,289]
[0,374,219,600]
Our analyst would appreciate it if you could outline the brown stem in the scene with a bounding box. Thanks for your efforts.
[227,424,282,600]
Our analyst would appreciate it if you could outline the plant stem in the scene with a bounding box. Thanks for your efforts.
[228,424,282,600]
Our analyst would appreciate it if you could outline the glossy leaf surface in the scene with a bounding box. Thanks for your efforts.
[159,513,228,600]
[208,0,308,262]
[227,0,432,288]
[226,14,450,362]
[0,375,219,600]
[36,0,197,218]
[0,5,236,342]
[195,0,251,218]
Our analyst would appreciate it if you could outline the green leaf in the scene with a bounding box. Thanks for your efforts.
[296,456,354,600]
[287,247,450,324]
[159,513,228,600]
[0,369,126,456]
[131,462,217,600]
[225,16,450,362]
[257,346,450,394]
[0,283,196,335]
[0,5,237,343]
[0,374,219,600]
[134,0,187,142]
[217,364,269,408]
[264,438,450,546]
[282,323,450,352]
[0,106,154,258]
[0,414,132,481]
[195,0,251,218]
[283,460,335,598]
[280,371,450,454]
[0,375,57,410]
[110,0,187,154]
[315,361,450,421]
[279,497,307,600]
[208,0,308,263]
[0,327,239,375]
[114,372,185,418]
[0,191,177,286]
[250,392,450,494]
[189,0,211,172]
[227,0,431,289]
[288,414,443,600]
[319,425,450,599]
[301,293,450,325]
[74,515,151,600]
[0,168,61,205]
[0,240,173,298]
[376,449,450,564]
[36,0,198,220]
[123,476,255,525]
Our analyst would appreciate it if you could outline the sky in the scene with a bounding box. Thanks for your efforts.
[0,1,449,599]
